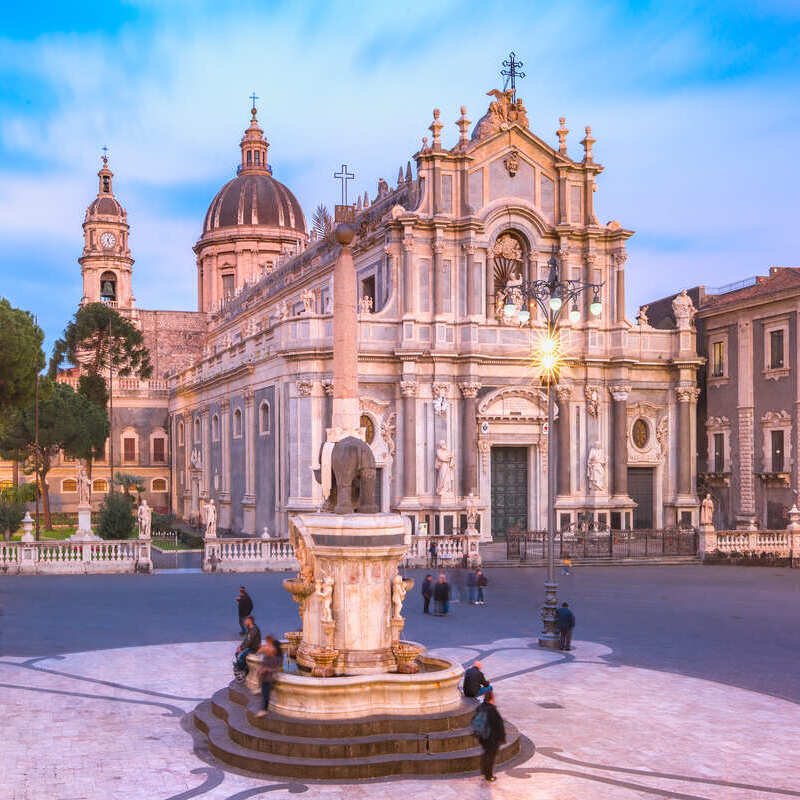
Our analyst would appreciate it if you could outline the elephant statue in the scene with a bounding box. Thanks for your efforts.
[315,436,379,514]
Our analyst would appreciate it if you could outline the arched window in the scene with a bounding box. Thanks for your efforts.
[211,414,220,442]
[254,151,260,165]
[121,427,138,464]
[100,270,117,302]
[151,433,167,463]
[151,478,168,492]
[62,479,77,493]
[92,479,108,493]
[177,421,185,446]
[193,417,201,443]
[259,401,271,435]
[233,408,243,438]
[247,150,252,166]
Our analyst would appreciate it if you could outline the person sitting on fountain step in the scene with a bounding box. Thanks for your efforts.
[233,616,262,681]
[254,635,283,717]
[463,660,492,700]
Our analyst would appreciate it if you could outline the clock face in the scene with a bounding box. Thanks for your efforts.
[100,232,117,249]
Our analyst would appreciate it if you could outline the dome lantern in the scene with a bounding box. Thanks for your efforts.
[239,102,270,175]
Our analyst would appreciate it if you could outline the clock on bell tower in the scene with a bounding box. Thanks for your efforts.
[78,153,135,309]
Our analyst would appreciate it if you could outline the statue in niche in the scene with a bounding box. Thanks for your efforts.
[76,466,91,506]
[137,499,152,539]
[392,573,408,620]
[587,443,607,491]
[435,440,456,495]
[302,288,315,313]
[316,575,334,623]
[700,493,715,527]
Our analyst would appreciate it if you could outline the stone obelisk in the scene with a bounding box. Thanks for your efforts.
[330,224,361,438]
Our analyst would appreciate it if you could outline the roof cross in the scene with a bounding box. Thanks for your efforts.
[501,52,526,98]
[100,145,109,164]
[333,164,355,205]
[250,91,259,110]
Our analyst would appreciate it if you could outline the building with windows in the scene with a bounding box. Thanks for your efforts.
[2,88,702,536]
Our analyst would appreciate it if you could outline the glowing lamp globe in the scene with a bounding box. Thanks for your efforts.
[590,299,602,316]
[504,302,516,318]
[517,309,530,325]
[549,295,562,313]
[569,307,580,323]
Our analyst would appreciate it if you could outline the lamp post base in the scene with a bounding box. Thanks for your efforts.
[538,579,560,649]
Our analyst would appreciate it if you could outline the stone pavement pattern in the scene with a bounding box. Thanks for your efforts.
[1,636,798,800]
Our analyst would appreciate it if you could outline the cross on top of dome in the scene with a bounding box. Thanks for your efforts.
[240,94,269,174]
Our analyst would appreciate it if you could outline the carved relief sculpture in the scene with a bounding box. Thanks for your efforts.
[587,443,607,491]
[302,288,315,313]
[432,383,450,416]
[584,385,600,417]
[435,440,456,495]
[503,149,520,177]
[391,572,407,620]
[359,295,373,314]
[316,575,334,623]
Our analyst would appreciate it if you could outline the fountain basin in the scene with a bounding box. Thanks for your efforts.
[245,645,463,719]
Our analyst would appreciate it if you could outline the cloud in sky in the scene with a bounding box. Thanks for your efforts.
[0,0,798,352]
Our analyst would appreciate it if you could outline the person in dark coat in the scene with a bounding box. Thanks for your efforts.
[463,660,492,699]
[428,539,438,568]
[475,570,488,605]
[236,586,254,634]
[421,574,433,614]
[432,573,451,616]
[233,616,262,679]
[555,601,576,650]
[472,690,506,782]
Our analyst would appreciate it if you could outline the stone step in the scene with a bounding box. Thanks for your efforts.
[224,683,477,737]
[213,691,478,758]
[195,690,522,779]
[196,703,520,779]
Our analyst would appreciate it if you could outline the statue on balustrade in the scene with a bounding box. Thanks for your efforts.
[203,498,217,538]
[76,466,91,506]
[700,493,715,527]
[137,499,152,539]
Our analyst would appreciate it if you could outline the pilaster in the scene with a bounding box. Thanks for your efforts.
[242,389,256,534]
[459,382,481,496]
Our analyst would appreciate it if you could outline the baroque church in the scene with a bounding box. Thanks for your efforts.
[4,87,703,539]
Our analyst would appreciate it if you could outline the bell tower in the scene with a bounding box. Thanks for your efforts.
[79,154,135,309]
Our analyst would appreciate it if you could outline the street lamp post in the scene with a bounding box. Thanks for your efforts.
[500,252,602,648]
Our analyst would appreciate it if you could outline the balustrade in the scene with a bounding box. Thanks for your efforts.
[0,538,149,573]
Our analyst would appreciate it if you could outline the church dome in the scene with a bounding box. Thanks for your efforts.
[201,104,306,236]
[202,172,305,234]
[87,195,124,217]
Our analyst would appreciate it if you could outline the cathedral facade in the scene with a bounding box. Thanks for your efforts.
[4,89,703,538]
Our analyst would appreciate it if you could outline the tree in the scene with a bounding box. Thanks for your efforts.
[0,380,109,530]
[0,483,37,541]
[49,303,153,407]
[0,298,44,417]
[115,471,145,503]
[311,204,333,239]
[97,491,135,540]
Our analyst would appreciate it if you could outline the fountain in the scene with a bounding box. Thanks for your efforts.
[193,225,520,777]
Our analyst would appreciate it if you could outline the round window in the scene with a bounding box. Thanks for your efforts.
[360,414,375,445]
[632,418,649,448]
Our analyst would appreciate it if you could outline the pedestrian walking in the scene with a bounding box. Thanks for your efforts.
[476,569,488,604]
[236,586,254,634]
[470,690,506,782]
[561,556,572,575]
[433,572,451,616]
[428,539,438,568]
[555,601,576,651]
[254,634,283,718]
[463,660,492,699]
[421,574,433,614]
[467,569,478,604]
[452,568,466,604]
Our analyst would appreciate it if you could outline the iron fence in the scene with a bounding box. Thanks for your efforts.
[506,528,698,561]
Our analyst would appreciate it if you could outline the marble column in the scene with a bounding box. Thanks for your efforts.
[676,387,698,496]
[465,245,476,317]
[557,167,568,225]
[219,399,231,529]
[182,413,191,515]
[459,382,481,496]
[610,385,630,496]
[556,385,572,495]
[242,389,256,534]
[322,379,334,430]
[400,380,418,498]
[202,409,210,497]
[614,252,627,323]
[736,319,756,526]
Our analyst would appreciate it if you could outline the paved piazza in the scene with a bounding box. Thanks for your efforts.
[1,566,798,799]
